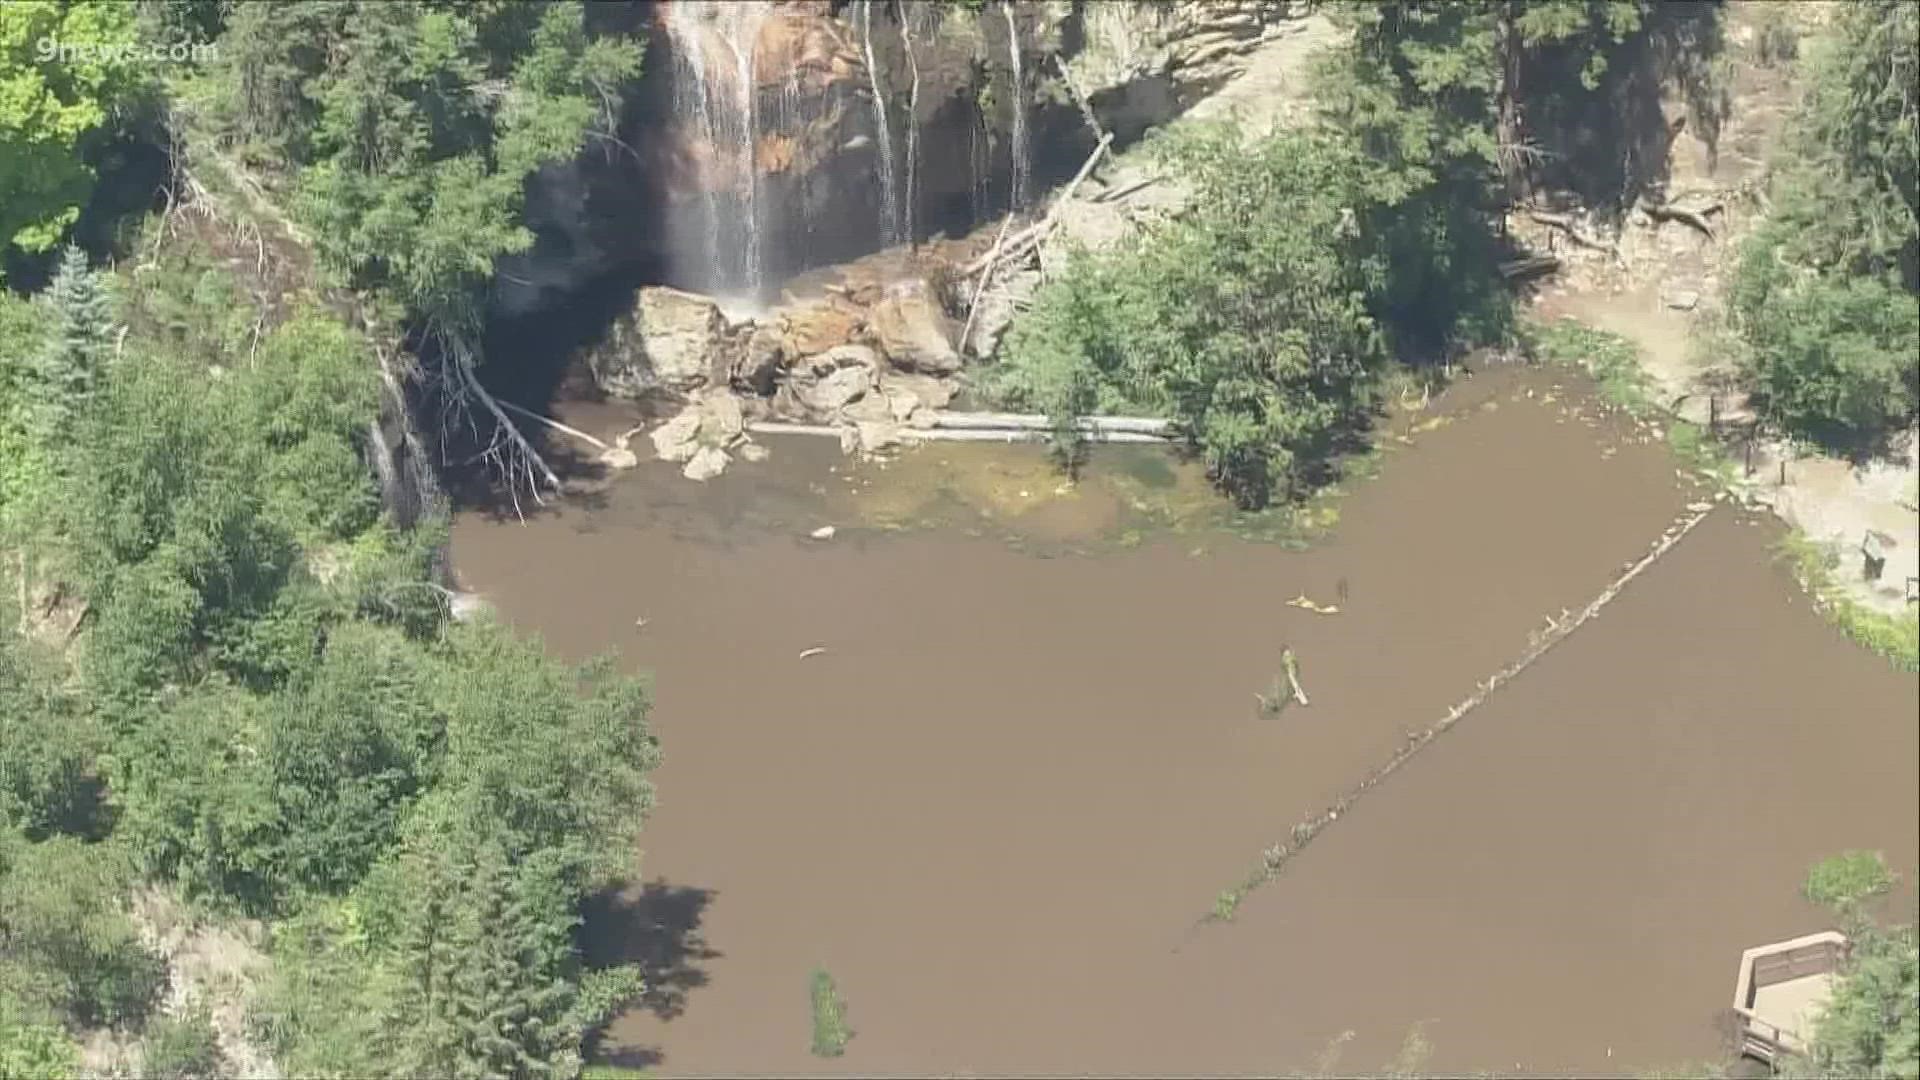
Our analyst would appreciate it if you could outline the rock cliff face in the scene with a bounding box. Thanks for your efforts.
[533,1,1322,479]
[492,0,1306,317]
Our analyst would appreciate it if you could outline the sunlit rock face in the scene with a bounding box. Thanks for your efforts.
[490,1,1305,320]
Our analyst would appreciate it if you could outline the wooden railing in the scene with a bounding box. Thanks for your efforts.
[1750,938,1844,990]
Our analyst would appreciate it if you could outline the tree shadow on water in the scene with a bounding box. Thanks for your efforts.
[581,879,722,1024]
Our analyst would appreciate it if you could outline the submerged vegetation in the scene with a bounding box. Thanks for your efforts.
[808,968,852,1058]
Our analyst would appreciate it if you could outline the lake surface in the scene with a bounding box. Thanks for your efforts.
[452,365,1918,1076]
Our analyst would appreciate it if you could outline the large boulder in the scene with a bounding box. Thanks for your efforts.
[733,322,787,394]
[588,286,734,398]
[649,388,752,469]
[869,279,960,375]
[777,296,865,358]
[773,344,880,421]
[682,445,731,482]
[879,370,956,423]
[649,409,704,463]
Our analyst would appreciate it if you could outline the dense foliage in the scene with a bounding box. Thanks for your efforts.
[1729,0,1920,454]
[0,3,658,1070]
[185,0,639,339]
[4,1,1915,1074]
[992,127,1389,507]
[0,2,147,273]
[992,1,1688,507]
[1790,853,1919,1080]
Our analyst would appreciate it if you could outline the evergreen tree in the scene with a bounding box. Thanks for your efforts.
[1729,0,1920,452]
[27,246,115,440]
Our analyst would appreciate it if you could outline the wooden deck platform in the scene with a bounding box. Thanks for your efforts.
[1732,930,1847,1065]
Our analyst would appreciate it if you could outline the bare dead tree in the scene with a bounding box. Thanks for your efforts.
[429,317,561,518]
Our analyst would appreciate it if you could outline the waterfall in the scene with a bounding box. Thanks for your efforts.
[859,0,902,247]
[1002,1,1030,211]
[773,29,812,246]
[662,1,771,298]
[900,1,924,247]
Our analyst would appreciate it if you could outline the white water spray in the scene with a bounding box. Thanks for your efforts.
[1002,1,1030,211]
[662,2,772,296]
[900,1,926,246]
[860,0,902,247]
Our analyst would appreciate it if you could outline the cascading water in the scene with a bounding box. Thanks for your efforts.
[771,22,812,246]
[900,1,924,246]
[1002,1,1030,211]
[859,0,902,247]
[662,1,771,299]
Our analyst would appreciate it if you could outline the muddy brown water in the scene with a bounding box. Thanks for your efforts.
[450,365,1918,1077]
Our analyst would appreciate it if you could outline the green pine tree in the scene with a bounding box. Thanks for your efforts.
[29,246,115,440]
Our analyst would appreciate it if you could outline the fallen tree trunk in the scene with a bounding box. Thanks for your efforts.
[1498,254,1561,281]
[441,331,561,502]
[1527,209,1618,255]
[959,209,1017,356]
[746,422,1171,445]
[1196,499,1721,931]
[903,428,1169,444]
[1093,174,1163,204]
[1644,199,1722,240]
[961,133,1114,278]
[1282,648,1309,706]
[930,412,1173,434]
[497,399,613,452]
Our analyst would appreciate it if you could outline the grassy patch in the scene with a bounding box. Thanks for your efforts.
[1528,318,1657,414]
[1775,533,1920,672]
[809,968,851,1058]
[1664,419,1737,484]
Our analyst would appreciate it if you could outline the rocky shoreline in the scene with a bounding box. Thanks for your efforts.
[578,236,985,479]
